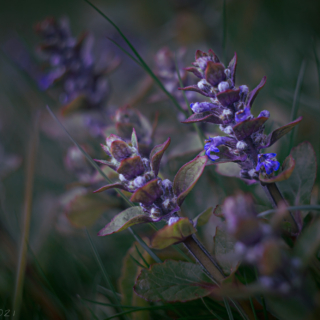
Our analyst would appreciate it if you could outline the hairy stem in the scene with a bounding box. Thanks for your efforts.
[260,182,299,233]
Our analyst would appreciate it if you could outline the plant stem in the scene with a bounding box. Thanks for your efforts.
[183,234,225,284]
[260,182,299,233]
[183,235,256,320]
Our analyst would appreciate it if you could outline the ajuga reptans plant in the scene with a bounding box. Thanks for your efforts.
[180,49,302,181]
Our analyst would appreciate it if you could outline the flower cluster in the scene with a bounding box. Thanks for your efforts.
[223,193,303,294]
[181,49,302,180]
[94,130,179,221]
[35,17,114,108]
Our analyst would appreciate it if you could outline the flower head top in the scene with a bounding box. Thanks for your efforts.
[35,17,118,110]
[180,49,302,181]
[94,129,207,234]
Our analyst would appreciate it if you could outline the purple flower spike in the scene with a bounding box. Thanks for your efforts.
[256,153,280,175]
[235,107,251,123]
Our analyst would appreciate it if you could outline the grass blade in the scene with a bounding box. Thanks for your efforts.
[134,245,150,268]
[313,37,320,96]
[201,298,224,320]
[84,0,187,116]
[223,298,234,320]
[129,254,147,269]
[243,270,258,320]
[12,112,39,318]
[288,59,306,152]
[222,0,227,64]
[85,228,120,305]
[107,37,142,66]
[257,205,320,218]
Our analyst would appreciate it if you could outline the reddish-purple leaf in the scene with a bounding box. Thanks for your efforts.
[228,52,237,84]
[205,61,226,86]
[93,182,128,193]
[185,66,202,79]
[216,89,240,107]
[130,178,163,206]
[233,116,268,140]
[149,138,171,176]
[181,111,230,125]
[94,159,118,171]
[208,49,220,62]
[259,117,303,149]
[246,76,267,109]
[117,155,145,180]
[173,155,207,206]
[110,140,133,161]
[178,85,214,98]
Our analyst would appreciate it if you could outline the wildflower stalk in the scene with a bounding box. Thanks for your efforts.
[184,235,254,320]
[260,182,299,233]
[183,234,225,284]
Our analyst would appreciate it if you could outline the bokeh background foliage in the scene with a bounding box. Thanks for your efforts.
[0,0,320,319]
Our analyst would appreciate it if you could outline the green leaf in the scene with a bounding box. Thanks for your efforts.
[149,138,171,176]
[97,207,153,236]
[259,154,295,183]
[63,188,118,227]
[173,155,207,206]
[134,260,215,302]
[215,162,241,178]
[213,225,240,276]
[193,207,213,227]
[278,142,317,212]
[150,218,197,250]
[293,219,320,266]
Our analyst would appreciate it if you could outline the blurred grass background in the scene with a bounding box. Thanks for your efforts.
[0,0,319,319]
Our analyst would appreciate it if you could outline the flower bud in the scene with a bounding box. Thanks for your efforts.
[236,141,247,150]
[133,176,147,188]
[239,85,249,101]
[218,81,230,92]
[197,79,212,93]
[168,216,180,225]
[258,110,270,118]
